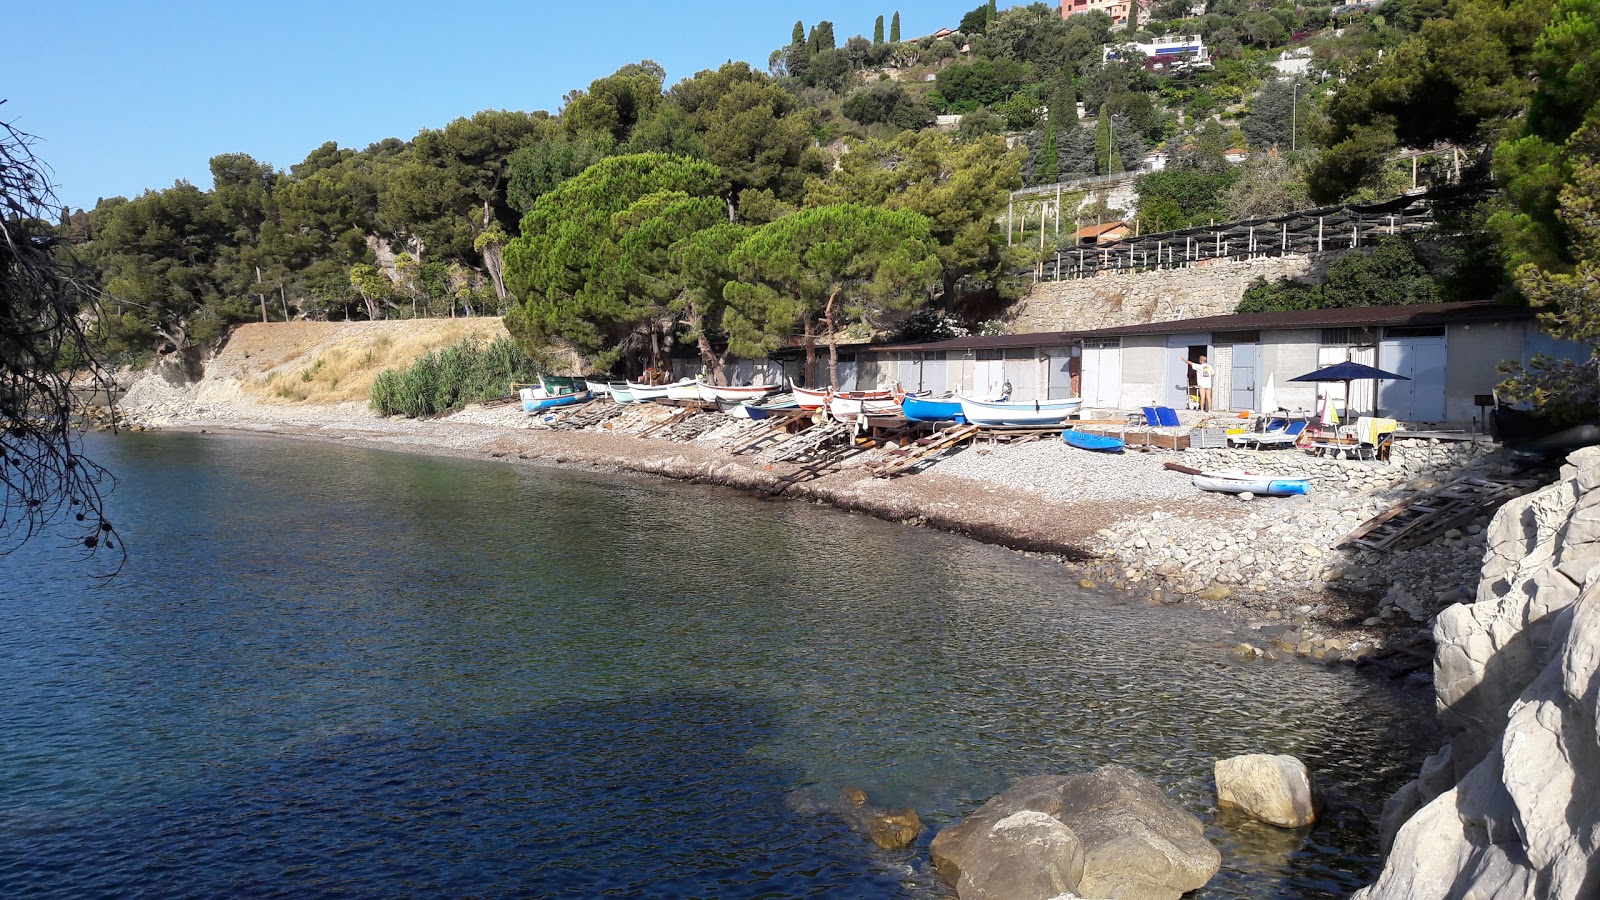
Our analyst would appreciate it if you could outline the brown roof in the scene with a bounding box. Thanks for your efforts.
[1069,300,1529,338]
[1075,221,1128,239]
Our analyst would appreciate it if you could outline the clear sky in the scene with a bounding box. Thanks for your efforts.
[7,1,986,212]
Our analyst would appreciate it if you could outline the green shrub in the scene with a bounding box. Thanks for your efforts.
[369,337,544,417]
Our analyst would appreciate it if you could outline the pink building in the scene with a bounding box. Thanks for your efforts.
[1061,0,1150,28]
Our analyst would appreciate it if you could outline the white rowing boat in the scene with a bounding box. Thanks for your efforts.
[957,394,1083,426]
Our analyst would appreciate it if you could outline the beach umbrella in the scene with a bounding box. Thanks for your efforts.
[1288,361,1410,419]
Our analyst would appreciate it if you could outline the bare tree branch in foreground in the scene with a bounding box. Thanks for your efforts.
[1,104,123,570]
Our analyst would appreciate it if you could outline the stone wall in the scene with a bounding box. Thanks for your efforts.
[1005,252,1343,333]
[1354,446,1600,899]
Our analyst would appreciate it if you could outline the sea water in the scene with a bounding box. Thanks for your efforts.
[0,432,1434,897]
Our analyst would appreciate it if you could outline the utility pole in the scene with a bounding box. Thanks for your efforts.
[1291,81,1298,152]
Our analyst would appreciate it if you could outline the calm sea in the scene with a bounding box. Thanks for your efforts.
[0,432,1433,898]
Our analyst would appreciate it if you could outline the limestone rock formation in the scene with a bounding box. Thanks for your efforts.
[1355,447,1600,899]
[1213,754,1320,828]
[954,811,1086,900]
[931,766,1219,900]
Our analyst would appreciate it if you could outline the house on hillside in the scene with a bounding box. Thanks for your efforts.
[1075,221,1132,245]
[1102,34,1211,70]
[1063,0,1151,28]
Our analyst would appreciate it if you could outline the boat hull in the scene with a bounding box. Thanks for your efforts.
[1192,470,1311,496]
[828,395,900,419]
[523,390,591,413]
[627,380,690,401]
[790,381,893,410]
[610,386,636,404]
[1062,430,1125,452]
[700,380,781,402]
[585,380,613,396]
[665,382,702,401]
[958,395,1083,426]
[902,395,964,423]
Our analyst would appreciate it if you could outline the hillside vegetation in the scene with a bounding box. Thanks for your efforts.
[35,0,1600,416]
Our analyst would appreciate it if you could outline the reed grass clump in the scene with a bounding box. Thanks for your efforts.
[369,338,540,417]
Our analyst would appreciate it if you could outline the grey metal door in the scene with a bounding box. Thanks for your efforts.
[1229,344,1259,411]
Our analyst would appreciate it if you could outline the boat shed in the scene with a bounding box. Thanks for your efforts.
[1068,301,1587,424]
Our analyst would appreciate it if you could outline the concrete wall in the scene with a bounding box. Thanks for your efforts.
[1443,321,1522,424]
[1262,329,1322,412]
[1006,253,1343,332]
[1118,336,1168,408]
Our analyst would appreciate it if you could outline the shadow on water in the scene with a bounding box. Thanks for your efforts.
[0,693,920,899]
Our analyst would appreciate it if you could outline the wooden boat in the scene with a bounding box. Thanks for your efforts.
[697,381,719,402]
[1191,470,1311,496]
[610,383,636,404]
[902,395,964,424]
[957,394,1084,427]
[829,393,901,419]
[541,374,584,395]
[1061,429,1125,453]
[790,381,893,410]
[523,390,591,413]
[699,380,781,402]
[627,379,690,401]
[665,381,703,401]
[585,379,613,397]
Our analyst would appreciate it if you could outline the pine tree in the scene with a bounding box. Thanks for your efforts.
[890,11,900,42]
[1036,122,1060,185]
[874,15,885,44]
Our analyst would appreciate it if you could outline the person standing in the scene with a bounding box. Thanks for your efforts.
[1184,355,1214,411]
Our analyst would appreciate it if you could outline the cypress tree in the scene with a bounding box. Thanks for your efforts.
[792,20,805,45]
[817,20,836,51]
[1093,105,1125,174]
[1036,122,1060,185]
[1050,76,1077,126]
[890,11,900,42]
[874,15,885,44]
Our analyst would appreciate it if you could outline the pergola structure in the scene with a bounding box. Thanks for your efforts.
[1030,193,1438,281]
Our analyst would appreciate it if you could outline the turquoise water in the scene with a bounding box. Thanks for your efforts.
[0,432,1433,897]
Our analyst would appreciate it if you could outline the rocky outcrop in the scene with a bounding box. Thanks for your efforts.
[1214,754,1320,828]
[954,811,1086,900]
[931,766,1219,900]
[1355,446,1600,899]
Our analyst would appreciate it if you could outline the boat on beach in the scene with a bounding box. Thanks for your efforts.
[901,395,965,423]
[627,379,691,401]
[957,394,1084,426]
[1191,470,1311,496]
[541,375,585,395]
[521,388,592,413]
[609,383,636,404]
[1061,429,1125,452]
[665,381,702,401]
[585,380,613,397]
[790,381,893,410]
[828,393,901,420]
[698,380,781,402]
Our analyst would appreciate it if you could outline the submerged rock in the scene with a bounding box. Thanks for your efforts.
[866,807,923,851]
[931,766,1219,900]
[1214,754,1321,828]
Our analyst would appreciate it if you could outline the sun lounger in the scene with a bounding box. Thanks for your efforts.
[1236,420,1307,449]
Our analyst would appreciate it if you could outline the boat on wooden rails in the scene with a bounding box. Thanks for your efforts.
[901,395,965,424]
[828,393,902,420]
[790,382,894,410]
[698,381,782,402]
[957,395,1083,427]
[521,387,592,413]
[627,379,692,402]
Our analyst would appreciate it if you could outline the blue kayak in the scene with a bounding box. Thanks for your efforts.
[902,395,965,423]
[1061,429,1126,452]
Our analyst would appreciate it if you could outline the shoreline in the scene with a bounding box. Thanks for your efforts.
[110,389,1510,677]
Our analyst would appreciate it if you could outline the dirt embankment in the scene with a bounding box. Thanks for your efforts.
[171,318,510,408]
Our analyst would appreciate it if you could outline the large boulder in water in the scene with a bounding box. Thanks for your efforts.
[1214,753,1321,828]
[954,811,1086,900]
[931,766,1220,900]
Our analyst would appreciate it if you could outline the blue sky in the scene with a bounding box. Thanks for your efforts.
[7,1,986,211]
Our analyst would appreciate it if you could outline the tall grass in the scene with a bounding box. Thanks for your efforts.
[369,337,541,417]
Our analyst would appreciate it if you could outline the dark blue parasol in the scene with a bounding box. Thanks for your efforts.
[1289,361,1410,420]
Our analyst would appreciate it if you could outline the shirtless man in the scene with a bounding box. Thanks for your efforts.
[1184,355,1214,411]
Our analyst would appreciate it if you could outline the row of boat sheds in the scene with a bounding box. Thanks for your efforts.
[516,300,1592,498]
[657,300,1589,428]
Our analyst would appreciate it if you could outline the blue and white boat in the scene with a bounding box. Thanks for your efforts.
[1191,470,1311,496]
[957,394,1083,427]
[902,395,965,424]
[521,387,591,413]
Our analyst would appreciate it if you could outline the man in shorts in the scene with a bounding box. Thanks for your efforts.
[1184,355,1214,411]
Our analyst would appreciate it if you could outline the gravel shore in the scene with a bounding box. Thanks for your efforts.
[114,381,1527,673]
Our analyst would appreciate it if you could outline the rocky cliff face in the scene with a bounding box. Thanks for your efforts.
[1355,446,1600,899]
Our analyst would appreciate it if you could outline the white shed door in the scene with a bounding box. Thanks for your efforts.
[1081,339,1122,408]
[1378,337,1446,421]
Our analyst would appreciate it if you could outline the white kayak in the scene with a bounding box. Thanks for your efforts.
[1192,470,1311,496]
